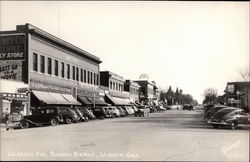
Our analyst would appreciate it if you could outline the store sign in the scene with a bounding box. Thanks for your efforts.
[30,81,71,94]
[0,61,22,80]
[0,35,25,60]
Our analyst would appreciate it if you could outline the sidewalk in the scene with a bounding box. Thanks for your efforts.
[0,122,20,131]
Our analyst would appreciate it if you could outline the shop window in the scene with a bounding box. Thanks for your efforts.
[33,53,38,71]
[76,67,79,81]
[40,55,45,73]
[47,58,52,75]
[84,70,86,83]
[61,62,64,78]
[72,66,75,80]
[67,64,70,79]
[80,69,83,82]
[54,60,58,76]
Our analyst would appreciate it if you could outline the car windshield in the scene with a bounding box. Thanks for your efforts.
[213,109,236,118]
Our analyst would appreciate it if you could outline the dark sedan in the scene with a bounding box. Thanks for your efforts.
[208,107,250,129]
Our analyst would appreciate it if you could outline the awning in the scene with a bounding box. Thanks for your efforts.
[32,90,57,104]
[105,94,131,106]
[48,92,70,105]
[77,96,92,105]
[87,97,108,106]
[61,94,81,105]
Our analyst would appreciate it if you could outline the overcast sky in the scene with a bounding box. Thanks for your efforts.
[1,1,249,103]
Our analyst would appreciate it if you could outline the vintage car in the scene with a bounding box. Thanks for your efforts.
[76,107,96,120]
[19,106,79,128]
[135,106,150,117]
[207,107,250,129]
[183,104,194,111]
[91,107,112,119]
[203,105,227,121]
[116,106,127,117]
[71,107,89,122]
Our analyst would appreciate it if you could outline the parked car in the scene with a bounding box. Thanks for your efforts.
[149,106,157,113]
[135,106,150,117]
[207,107,250,129]
[121,106,134,115]
[71,107,89,122]
[91,107,112,119]
[116,106,127,117]
[77,107,96,120]
[156,105,165,112]
[203,105,227,121]
[107,106,120,118]
[20,106,79,128]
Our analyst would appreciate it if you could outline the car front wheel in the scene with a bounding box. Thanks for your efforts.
[50,118,60,126]
[65,118,72,124]
[20,120,29,129]
[230,121,238,130]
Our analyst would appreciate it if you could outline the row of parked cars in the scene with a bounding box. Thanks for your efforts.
[19,105,151,129]
[203,104,250,130]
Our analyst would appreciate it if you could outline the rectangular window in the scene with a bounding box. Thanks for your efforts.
[96,74,99,85]
[90,72,93,84]
[54,60,58,76]
[72,66,75,80]
[84,70,86,83]
[47,58,52,74]
[33,53,38,71]
[76,67,79,81]
[80,69,83,82]
[40,55,45,73]
[88,71,90,83]
[61,62,64,78]
[67,64,70,79]
[94,73,96,85]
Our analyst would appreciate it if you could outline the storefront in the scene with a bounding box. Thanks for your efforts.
[1,23,102,112]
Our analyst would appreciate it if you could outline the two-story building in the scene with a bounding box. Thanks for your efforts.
[100,71,130,106]
[124,80,140,104]
[0,23,105,115]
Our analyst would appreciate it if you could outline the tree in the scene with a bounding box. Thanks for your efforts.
[202,88,218,104]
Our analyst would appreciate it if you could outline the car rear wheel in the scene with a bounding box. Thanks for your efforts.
[230,121,238,130]
[65,118,72,124]
[50,118,60,126]
[20,120,29,129]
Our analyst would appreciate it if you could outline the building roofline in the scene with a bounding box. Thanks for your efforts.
[8,23,102,64]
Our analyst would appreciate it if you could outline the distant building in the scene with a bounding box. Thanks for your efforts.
[124,80,140,104]
[100,71,130,106]
[0,23,104,114]
[134,80,155,105]
[224,82,250,112]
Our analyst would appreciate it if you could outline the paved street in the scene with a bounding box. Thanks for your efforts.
[1,110,249,161]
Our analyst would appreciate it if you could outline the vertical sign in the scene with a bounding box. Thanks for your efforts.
[0,34,26,81]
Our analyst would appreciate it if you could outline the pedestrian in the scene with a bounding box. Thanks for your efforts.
[4,109,10,130]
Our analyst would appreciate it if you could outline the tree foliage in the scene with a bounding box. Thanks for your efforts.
[160,86,197,105]
[202,88,218,104]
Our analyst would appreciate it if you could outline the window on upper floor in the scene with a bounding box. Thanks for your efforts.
[72,66,75,80]
[47,58,52,75]
[90,72,93,84]
[87,71,90,84]
[33,53,38,71]
[80,69,83,82]
[61,62,64,78]
[84,70,86,83]
[76,67,79,81]
[54,60,58,76]
[67,64,70,79]
[40,55,45,73]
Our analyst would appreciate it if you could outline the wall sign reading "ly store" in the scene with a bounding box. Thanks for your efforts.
[0,34,25,60]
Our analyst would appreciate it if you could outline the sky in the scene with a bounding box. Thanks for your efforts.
[0,1,249,103]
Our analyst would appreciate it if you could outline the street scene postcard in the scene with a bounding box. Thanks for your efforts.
[0,1,249,161]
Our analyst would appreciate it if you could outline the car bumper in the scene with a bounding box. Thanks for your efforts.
[207,120,228,125]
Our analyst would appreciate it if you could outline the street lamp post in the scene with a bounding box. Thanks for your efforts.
[236,90,240,108]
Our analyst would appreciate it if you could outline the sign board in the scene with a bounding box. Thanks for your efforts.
[30,81,72,94]
[0,35,25,60]
[0,61,22,80]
